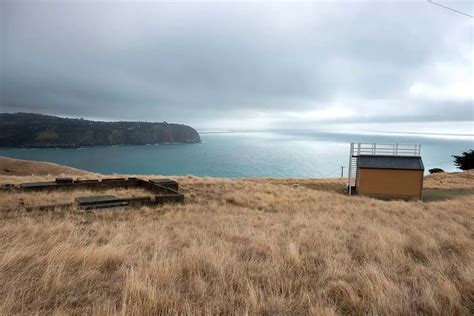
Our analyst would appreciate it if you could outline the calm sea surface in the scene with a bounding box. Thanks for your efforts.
[0,131,472,178]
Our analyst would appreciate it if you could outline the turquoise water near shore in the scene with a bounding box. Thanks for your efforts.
[0,131,472,178]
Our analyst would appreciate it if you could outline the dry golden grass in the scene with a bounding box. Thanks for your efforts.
[0,169,473,314]
[0,187,151,210]
[424,170,474,190]
[0,156,94,176]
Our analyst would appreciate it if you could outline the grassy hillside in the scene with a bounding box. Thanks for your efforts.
[0,161,473,314]
[0,156,94,176]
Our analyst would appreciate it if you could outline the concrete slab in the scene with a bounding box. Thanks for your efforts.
[75,195,118,205]
[56,177,73,184]
[149,178,179,190]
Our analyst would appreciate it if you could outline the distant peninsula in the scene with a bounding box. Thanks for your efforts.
[0,113,201,148]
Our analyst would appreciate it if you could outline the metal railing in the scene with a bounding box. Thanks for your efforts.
[351,143,421,157]
[347,142,421,195]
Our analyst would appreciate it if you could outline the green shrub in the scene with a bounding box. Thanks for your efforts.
[429,168,444,174]
[452,150,474,170]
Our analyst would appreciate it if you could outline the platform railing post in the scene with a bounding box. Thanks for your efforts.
[348,142,354,195]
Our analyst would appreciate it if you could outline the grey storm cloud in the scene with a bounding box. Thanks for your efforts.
[1,0,473,129]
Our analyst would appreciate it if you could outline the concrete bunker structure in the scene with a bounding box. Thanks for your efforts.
[0,177,184,211]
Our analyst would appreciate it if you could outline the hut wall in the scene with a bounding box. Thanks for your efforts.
[357,168,423,198]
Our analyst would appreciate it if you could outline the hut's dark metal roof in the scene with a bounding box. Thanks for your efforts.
[357,155,424,171]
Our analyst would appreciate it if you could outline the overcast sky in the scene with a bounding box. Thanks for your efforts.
[1,0,473,131]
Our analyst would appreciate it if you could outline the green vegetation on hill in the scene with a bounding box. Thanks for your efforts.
[0,113,201,148]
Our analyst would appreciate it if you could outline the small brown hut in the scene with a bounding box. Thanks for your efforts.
[355,155,424,199]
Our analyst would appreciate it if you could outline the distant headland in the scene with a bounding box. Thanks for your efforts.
[0,113,201,148]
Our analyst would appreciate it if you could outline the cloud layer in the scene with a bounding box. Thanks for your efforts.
[1,0,473,130]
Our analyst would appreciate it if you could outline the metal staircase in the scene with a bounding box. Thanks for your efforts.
[347,143,421,195]
[348,143,358,195]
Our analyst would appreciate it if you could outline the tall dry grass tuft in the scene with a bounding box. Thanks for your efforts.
[0,173,473,314]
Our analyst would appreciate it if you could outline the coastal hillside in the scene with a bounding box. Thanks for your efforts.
[0,159,473,314]
[0,113,201,148]
[0,156,94,176]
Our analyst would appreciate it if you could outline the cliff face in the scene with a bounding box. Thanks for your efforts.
[0,113,201,148]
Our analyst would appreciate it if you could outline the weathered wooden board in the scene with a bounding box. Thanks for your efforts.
[75,195,118,205]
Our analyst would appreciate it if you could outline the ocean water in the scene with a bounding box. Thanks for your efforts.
[0,131,472,178]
